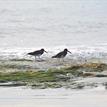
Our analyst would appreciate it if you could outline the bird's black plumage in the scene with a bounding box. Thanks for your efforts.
[28,48,47,60]
[52,48,71,58]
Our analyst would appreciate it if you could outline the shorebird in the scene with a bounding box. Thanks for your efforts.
[52,48,71,59]
[28,48,47,61]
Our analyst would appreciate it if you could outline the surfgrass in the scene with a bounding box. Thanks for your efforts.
[0,62,107,88]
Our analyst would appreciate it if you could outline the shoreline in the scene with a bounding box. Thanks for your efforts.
[0,86,107,107]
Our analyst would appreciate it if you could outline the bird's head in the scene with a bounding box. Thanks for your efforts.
[64,48,71,53]
[41,48,48,53]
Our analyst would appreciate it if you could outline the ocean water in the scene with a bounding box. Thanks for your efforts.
[0,0,107,60]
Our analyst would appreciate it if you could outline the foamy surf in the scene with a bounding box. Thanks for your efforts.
[0,46,107,61]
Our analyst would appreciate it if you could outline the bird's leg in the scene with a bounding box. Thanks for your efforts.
[61,58,65,65]
[56,58,59,64]
[35,56,37,62]
[37,56,43,61]
[38,56,41,60]
[59,58,62,62]
[57,58,60,62]
[62,58,65,62]
[57,58,63,65]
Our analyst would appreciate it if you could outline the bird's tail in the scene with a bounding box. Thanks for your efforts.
[27,52,32,55]
[52,55,56,58]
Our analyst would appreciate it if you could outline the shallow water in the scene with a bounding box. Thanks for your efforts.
[0,86,107,107]
[0,0,107,61]
[0,0,107,48]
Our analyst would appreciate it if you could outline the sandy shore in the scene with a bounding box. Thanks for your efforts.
[0,86,107,107]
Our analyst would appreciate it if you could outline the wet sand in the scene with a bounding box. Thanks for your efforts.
[0,86,107,107]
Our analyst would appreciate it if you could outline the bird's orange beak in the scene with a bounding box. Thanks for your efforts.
[44,50,48,53]
[67,50,71,54]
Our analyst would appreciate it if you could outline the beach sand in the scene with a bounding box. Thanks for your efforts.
[0,86,107,107]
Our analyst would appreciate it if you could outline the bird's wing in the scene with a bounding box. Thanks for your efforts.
[52,51,63,58]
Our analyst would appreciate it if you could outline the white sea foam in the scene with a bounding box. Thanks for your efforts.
[0,45,107,61]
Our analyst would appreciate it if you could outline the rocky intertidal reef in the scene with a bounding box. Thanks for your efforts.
[0,62,107,89]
